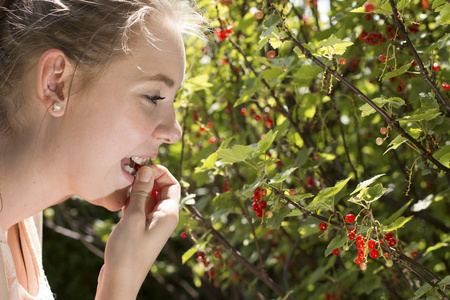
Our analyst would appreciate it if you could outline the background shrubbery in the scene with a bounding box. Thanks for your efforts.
[43,0,450,299]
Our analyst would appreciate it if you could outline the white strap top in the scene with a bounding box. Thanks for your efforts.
[0,217,54,299]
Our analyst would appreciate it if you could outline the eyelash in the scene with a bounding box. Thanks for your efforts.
[145,95,166,105]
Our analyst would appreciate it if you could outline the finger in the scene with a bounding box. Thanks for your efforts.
[151,165,181,203]
[125,166,155,219]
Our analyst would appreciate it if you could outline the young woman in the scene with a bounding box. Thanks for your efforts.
[0,0,203,299]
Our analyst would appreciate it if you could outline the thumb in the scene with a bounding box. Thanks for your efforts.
[125,166,155,217]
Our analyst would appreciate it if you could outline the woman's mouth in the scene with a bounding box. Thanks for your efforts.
[122,156,153,176]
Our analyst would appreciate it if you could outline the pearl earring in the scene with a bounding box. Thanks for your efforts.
[52,102,62,112]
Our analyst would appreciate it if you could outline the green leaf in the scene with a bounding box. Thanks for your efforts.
[438,275,450,287]
[315,35,354,56]
[383,200,413,224]
[360,183,386,203]
[413,283,432,299]
[182,245,198,264]
[243,174,267,197]
[292,65,322,84]
[325,234,347,257]
[351,174,385,195]
[382,62,412,80]
[184,75,213,92]
[383,134,407,154]
[433,145,450,168]
[234,76,262,107]
[436,3,450,25]
[195,152,218,173]
[384,216,414,232]
[270,167,297,183]
[266,206,290,229]
[257,130,278,153]
[424,234,450,255]
[261,14,282,37]
[179,194,196,210]
[217,145,254,164]
[309,177,352,210]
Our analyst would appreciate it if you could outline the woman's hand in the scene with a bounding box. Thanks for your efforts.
[96,165,180,300]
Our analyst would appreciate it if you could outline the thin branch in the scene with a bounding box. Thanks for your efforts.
[282,25,450,174]
[388,0,450,116]
[186,205,295,300]
[330,94,359,182]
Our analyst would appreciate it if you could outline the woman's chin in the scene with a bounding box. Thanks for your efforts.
[86,188,129,211]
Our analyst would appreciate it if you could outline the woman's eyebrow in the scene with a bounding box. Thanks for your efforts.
[139,73,175,87]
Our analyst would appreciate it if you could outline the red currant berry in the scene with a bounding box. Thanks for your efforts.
[265,211,273,218]
[355,257,362,265]
[345,214,355,223]
[348,233,356,240]
[251,202,259,211]
[368,240,376,249]
[365,2,375,12]
[214,28,226,40]
[214,251,221,258]
[289,189,296,196]
[255,209,263,217]
[411,251,419,259]
[306,176,314,188]
[378,54,387,62]
[267,50,276,59]
[254,11,264,20]
[207,121,213,128]
[384,232,393,240]
[181,232,188,239]
[209,136,217,144]
[348,227,356,234]
[339,57,346,65]
[199,125,205,132]
[258,200,267,210]
[332,248,340,256]
[388,238,397,246]
[319,222,327,231]
[376,137,384,146]
[259,189,267,197]
[360,262,367,271]
[380,127,388,135]
[254,114,261,121]
[433,62,440,72]
[240,108,247,115]
[356,235,365,242]
[232,273,239,280]
[369,249,379,259]
[384,252,390,259]
[225,25,234,35]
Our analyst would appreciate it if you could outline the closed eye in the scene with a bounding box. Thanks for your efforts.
[145,95,166,105]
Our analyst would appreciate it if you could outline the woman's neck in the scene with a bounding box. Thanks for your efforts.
[0,132,70,230]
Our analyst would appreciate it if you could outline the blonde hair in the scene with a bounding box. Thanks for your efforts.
[0,0,204,133]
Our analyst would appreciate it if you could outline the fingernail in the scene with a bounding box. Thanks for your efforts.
[137,166,153,182]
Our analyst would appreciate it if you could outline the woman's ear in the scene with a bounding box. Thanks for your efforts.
[36,49,74,117]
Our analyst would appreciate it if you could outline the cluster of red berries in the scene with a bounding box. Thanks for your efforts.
[195,122,218,145]
[251,187,268,217]
[243,108,273,128]
[443,83,450,90]
[359,30,387,46]
[214,25,234,41]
